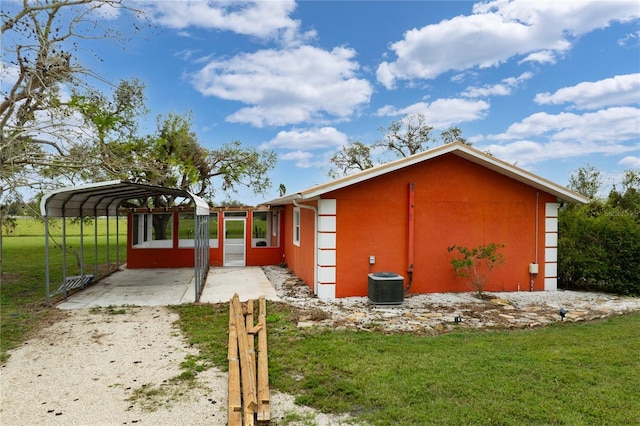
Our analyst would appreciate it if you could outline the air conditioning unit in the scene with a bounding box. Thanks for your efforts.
[368,272,404,305]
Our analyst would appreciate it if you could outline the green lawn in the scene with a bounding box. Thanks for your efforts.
[1,218,126,362]
[173,302,640,425]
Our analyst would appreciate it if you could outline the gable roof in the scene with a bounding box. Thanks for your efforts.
[265,142,589,206]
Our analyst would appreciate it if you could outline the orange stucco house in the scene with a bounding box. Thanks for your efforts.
[264,142,588,299]
[123,142,587,300]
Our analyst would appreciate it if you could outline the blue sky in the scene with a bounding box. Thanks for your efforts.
[7,0,640,205]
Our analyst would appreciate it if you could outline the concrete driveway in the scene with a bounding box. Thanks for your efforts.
[56,266,279,309]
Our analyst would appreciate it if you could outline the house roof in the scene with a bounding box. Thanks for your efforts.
[265,142,589,206]
[40,180,211,217]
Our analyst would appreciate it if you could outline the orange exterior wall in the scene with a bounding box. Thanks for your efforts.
[282,203,317,292]
[127,209,285,268]
[126,212,195,268]
[320,153,555,297]
[245,210,285,266]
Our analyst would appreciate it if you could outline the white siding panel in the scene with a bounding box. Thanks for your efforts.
[545,262,557,278]
[318,232,336,249]
[318,249,336,266]
[544,278,558,291]
[545,247,557,262]
[318,266,336,283]
[318,215,336,232]
[318,199,337,215]
[545,217,558,233]
[317,283,336,299]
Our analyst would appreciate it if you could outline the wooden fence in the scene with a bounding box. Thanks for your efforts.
[228,294,270,425]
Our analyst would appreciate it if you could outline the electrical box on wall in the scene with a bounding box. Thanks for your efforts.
[369,255,376,265]
[529,263,539,275]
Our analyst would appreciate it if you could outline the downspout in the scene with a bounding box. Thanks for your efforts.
[293,197,318,296]
[405,182,415,294]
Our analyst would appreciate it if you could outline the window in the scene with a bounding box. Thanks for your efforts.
[209,212,219,248]
[176,212,218,248]
[132,213,173,248]
[178,212,195,248]
[293,207,300,246]
[252,210,280,248]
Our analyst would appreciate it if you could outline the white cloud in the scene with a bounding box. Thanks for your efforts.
[618,30,640,47]
[0,61,20,89]
[619,156,640,168]
[142,0,313,44]
[279,150,313,168]
[534,73,640,110]
[375,98,490,128]
[480,139,640,166]
[519,50,557,64]
[278,150,332,169]
[377,0,639,88]
[192,46,372,127]
[89,2,122,20]
[482,105,640,165]
[462,72,533,98]
[490,107,640,144]
[261,127,348,150]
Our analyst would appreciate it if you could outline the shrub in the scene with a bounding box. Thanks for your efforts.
[447,243,505,297]
[558,204,640,296]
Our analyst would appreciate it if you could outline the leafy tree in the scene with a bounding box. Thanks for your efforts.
[328,113,466,178]
[447,243,506,297]
[608,169,640,218]
[328,141,374,179]
[440,126,468,145]
[568,164,601,199]
[1,0,148,196]
[377,113,435,158]
[68,108,277,238]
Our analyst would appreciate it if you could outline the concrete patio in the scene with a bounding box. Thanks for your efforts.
[56,266,279,309]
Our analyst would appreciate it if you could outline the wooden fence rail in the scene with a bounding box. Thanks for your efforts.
[228,294,271,426]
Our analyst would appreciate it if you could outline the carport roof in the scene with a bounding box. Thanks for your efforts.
[40,180,211,217]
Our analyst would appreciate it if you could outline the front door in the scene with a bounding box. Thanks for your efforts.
[224,217,246,266]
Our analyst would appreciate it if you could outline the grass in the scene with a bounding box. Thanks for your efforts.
[172,302,640,425]
[1,217,126,363]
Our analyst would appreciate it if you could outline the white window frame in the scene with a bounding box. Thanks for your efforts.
[293,207,301,247]
[132,212,174,248]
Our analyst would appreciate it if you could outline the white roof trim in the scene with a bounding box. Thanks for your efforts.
[266,142,589,205]
[41,180,211,217]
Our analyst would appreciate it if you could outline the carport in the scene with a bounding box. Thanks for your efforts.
[40,180,211,305]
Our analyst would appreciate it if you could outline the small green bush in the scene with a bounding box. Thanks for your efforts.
[447,243,505,296]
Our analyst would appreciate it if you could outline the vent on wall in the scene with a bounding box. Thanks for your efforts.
[368,272,404,305]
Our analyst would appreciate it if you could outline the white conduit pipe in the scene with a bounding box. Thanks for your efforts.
[293,197,319,296]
